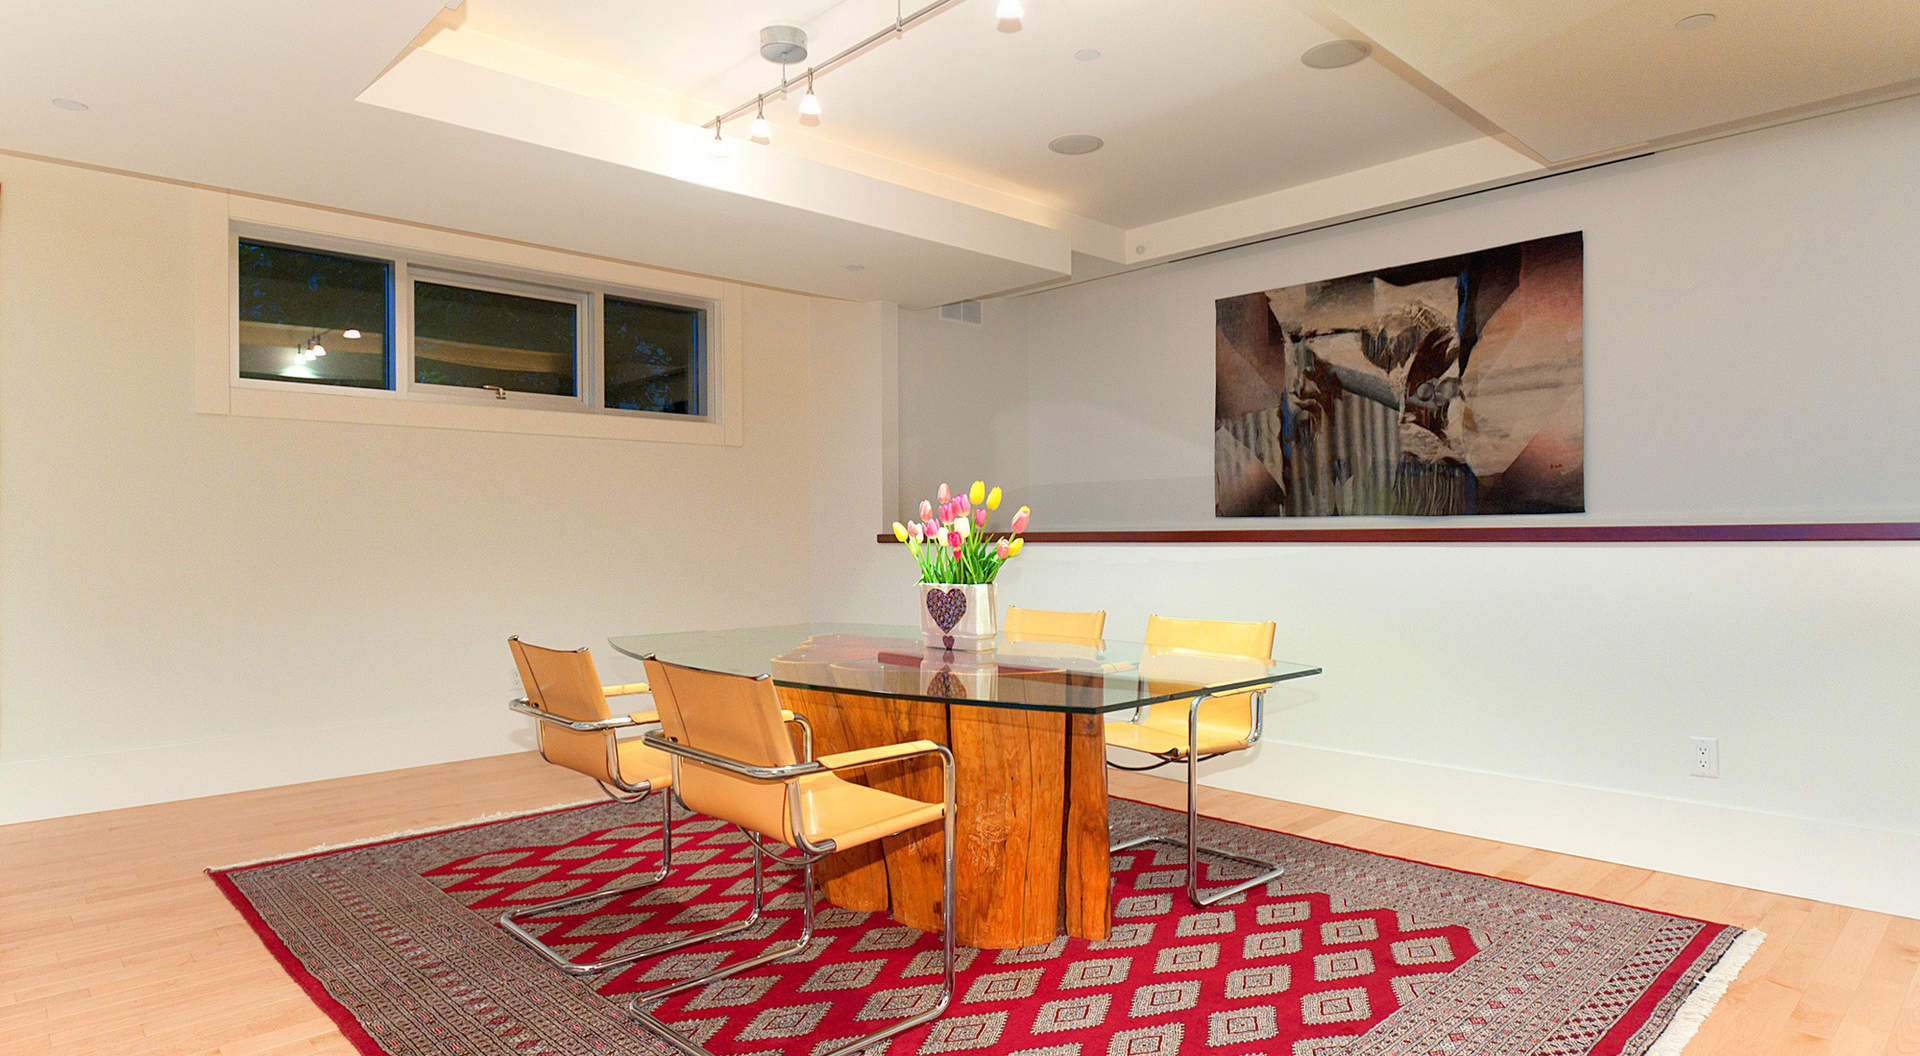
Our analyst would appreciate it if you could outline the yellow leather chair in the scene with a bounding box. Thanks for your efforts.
[628,656,956,1056]
[1105,615,1285,906]
[501,638,766,975]
[1002,605,1107,647]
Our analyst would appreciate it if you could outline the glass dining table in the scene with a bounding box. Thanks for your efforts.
[609,623,1322,949]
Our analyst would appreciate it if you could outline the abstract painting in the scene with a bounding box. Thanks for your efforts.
[1215,232,1585,517]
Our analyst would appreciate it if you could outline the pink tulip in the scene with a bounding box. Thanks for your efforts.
[1010,506,1030,534]
[974,507,988,527]
[947,529,962,548]
[939,501,954,523]
[908,522,924,541]
[919,499,933,522]
[955,494,971,517]
[996,539,1011,559]
[923,518,938,537]
[937,482,950,504]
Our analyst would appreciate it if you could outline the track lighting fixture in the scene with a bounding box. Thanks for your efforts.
[707,2,1026,149]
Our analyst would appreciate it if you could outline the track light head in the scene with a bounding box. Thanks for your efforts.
[798,71,821,125]
[708,120,729,157]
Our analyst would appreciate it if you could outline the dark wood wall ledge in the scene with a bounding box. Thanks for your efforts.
[875,523,1920,545]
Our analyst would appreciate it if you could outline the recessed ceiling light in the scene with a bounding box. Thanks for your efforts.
[1300,40,1371,69]
[1048,134,1104,156]
[51,98,89,111]
[1674,12,1717,30]
[1074,48,1101,62]
[845,264,866,272]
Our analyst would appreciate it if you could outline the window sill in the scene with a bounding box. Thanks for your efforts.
[220,384,738,445]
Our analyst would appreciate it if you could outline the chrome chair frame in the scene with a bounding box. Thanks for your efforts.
[625,695,957,1056]
[1108,686,1287,906]
[499,696,815,976]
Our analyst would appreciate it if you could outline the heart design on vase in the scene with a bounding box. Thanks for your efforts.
[925,587,967,633]
[926,668,968,699]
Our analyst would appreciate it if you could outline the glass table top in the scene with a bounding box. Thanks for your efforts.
[608,623,1322,715]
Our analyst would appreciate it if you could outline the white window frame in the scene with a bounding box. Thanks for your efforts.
[200,196,742,447]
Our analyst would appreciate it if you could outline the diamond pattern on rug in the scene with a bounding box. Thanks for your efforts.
[214,798,1749,1056]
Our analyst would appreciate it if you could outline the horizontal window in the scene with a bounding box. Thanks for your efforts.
[230,231,713,421]
[413,276,581,399]
[605,295,705,416]
[237,240,392,390]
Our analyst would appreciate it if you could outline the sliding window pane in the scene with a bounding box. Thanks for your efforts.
[237,241,392,389]
[604,296,704,415]
[413,281,578,397]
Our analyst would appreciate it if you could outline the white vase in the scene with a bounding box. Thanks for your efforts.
[918,582,997,652]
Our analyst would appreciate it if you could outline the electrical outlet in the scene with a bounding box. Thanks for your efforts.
[1689,736,1719,778]
[509,665,527,698]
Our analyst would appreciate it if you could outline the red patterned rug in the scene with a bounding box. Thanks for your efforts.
[211,797,1758,1056]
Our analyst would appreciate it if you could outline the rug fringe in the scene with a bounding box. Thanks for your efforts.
[211,798,600,871]
[1642,928,1766,1056]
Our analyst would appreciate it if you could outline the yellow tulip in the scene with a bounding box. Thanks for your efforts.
[986,486,1002,511]
[1008,537,1024,556]
[969,480,987,506]
[891,521,909,543]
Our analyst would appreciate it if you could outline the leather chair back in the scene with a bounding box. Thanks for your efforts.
[510,637,618,784]
[1141,615,1276,741]
[1003,606,1107,647]
[643,657,800,845]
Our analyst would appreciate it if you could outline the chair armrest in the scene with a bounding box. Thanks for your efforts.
[508,698,641,732]
[602,682,650,697]
[627,710,660,725]
[641,730,825,780]
[816,740,946,772]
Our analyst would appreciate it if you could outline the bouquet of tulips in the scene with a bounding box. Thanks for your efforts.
[892,480,1030,585]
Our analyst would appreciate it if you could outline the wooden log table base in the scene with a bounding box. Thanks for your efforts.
[782,683,1112,950]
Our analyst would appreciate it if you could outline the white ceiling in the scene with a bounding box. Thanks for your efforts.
[456,0,1487,227]
[2,0,1916,306]
[1321,0,1920,162]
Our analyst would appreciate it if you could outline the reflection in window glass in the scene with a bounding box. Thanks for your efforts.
[237,241,392,389]
[604,296,704,416]
[413,281,578,397]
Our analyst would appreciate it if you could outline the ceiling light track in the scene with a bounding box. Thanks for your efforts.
[704,0,1012,139]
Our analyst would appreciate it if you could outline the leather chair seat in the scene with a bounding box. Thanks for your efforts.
[616,737,675,790]
[795,773,947,852]
[1104,716,1251,758]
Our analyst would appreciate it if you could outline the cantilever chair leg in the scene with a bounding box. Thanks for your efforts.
[1109,692,1285,907]
[499,791,765,976]
[629,753,958,1056]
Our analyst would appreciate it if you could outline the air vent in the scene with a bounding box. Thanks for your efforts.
[939,300,983,325]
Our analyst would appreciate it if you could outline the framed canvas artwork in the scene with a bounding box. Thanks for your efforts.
[1215,232,1585,517]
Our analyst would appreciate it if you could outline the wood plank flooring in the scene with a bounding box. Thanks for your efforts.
[1,752,1915,1055]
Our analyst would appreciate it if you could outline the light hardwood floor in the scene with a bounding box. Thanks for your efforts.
[1,753,1916,1056]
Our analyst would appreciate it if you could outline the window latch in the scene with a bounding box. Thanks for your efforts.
[480,385,508,400]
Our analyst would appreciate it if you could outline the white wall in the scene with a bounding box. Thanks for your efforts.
[1019,99,1920,529]
[895,298,1029,515]
[882,97,1920,917]
[0,152,862,822]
